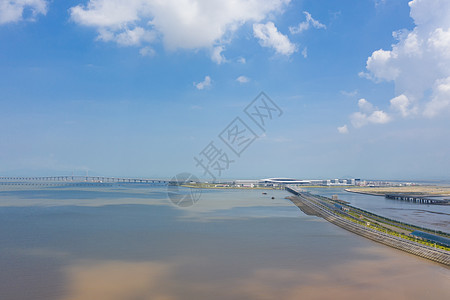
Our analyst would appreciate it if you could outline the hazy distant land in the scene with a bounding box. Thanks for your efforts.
[346,186,450,197]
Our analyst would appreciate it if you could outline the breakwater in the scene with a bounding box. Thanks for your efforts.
[286,187,450,266]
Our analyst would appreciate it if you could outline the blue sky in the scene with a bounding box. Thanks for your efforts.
[1,0,449,180]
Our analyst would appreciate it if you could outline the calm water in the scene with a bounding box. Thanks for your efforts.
[305,187,450,232]
[0,185,449,300]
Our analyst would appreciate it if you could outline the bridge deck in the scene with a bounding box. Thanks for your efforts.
[385,193,449,204]
[0,176,170,184]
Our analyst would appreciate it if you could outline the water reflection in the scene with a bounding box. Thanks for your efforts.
[0,186,449,300]
[61,252,450,300]
[62,261,173,300]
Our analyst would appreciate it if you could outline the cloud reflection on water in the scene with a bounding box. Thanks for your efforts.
[61,251,450,300]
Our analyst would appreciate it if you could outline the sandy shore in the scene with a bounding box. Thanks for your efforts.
[346,186,450,197]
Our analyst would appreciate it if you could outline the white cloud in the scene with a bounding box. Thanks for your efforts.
[194,75,211,90]
[368,110,391,124]
[70,0,141,27]
[337,125,349,134]
[253,21,297,56]
[70,0,291,60]
[350,98,391,128]
[350,112,369,128]
[424,76,450,117]
[211,45,226,64]
[357,98,374,114]
[358,71,372,80]
[366,49,399,81]
[374,0,387,7]
[301,47,307,58]
[139,46,156,57]
[237,57,246,64]
[390,94,416,117]
[289,11,326,34]
[362,0,450,117]
[98,27,156,46]
[236,75,250,83]
[340,90,358,97]
[0,0,48,24]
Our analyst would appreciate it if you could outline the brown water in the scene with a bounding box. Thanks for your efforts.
[0,186,449,299]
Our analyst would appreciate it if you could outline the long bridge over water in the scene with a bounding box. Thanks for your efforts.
[385,193,449,205]
[0,176,171,185]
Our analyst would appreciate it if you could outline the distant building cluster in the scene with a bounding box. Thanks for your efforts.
[259,178,358,186]
[227,178,359,188]
[356,180,418,187]
[209,178,417,188]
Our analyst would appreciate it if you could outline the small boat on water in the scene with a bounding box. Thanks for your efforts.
[262,192,267,195]
[271,197,275,199]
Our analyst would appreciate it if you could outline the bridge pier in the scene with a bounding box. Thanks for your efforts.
[385,194,448,205]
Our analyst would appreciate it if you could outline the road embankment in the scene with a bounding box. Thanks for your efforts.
[286,188,450,266]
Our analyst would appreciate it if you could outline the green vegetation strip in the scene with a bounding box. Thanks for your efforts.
[286,188,450,266]
[316,194,450,239]
[336,211,450,251]
[292,194,450,265]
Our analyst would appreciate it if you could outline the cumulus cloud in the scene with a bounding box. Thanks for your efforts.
[365,49,399,81]
[358,98,374,114]
[301,47,307,58]
[139,46,156,57]
[289,11,326,34]
[390,94,417,117]
[236,75,250,83]
[350,98,391,128]
[69,0,290,60]
[0,0,48,24]
[369,110,391,124]
[337,125,349,134]
[340,90,358,97]
[211,45,226,64]
[97,27,156,46]
[423,76,450,117]
[350,112,368,128]
[362,0,450,117]
[237,57,246,64]
[194,76,211,90]
[253,21,297,56]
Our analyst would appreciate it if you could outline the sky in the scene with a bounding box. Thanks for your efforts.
[0,0,449,181]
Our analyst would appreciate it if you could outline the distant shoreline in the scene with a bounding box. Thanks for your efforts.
[344,189,382,196]
[345,186,450,197]
[181,185,280,190]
